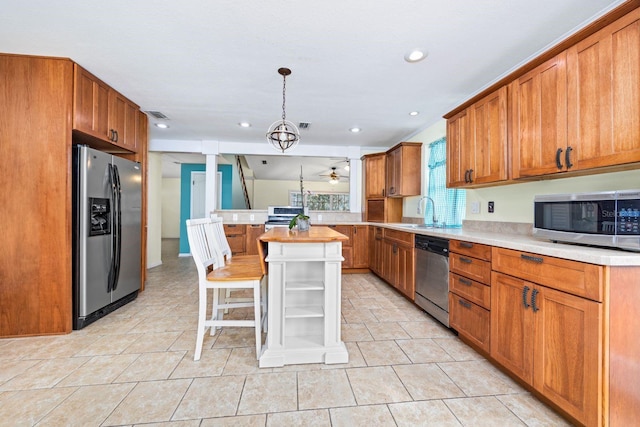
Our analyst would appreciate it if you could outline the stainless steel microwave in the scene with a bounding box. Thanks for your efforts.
[533,190,640,251]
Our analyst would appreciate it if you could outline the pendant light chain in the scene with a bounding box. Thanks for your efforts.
[281,73,287,121]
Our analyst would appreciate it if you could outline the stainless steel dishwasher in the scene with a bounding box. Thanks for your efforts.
[414,235,450,327]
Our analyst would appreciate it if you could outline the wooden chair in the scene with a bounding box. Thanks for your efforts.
[186,218,266,361]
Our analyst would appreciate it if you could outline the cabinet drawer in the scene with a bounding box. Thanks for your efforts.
[383,228,414,246]
[223,224,246,236]
[449,293,490,353]
[450,272,490,309]
[226,234,245,254]
[450,240,491,261]
[450,254,491,284]
[492,247,603,301]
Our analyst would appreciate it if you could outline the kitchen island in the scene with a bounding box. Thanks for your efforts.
[258,226,349,367]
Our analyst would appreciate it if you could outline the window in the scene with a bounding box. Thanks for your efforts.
[290,191,350,211]
[425,137,466,228]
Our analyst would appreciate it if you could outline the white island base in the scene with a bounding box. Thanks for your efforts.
[258,227,349,368]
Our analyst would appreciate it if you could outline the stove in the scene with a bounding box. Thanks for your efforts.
[265,206,307,230]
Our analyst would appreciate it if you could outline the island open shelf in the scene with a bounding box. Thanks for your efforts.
[258,226,349,367]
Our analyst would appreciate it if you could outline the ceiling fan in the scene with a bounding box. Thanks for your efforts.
[320,167,348,185]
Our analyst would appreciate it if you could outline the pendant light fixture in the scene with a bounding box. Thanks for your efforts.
[266,67,300,153]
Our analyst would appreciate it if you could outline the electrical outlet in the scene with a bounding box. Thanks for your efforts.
[488,201,495,213]
[250,214,255,221]
[232,214,238,221]
[471,201,480,214]
[317,214,323,222]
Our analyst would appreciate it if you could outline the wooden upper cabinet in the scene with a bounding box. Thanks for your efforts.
[73,64,110,141]
[363,152,386,198]
[108,89,139,151]
[447,87,508,187]
[73,64,139,152]
[446,108,471,187]
[567,7,640,171]
[385,142,422,197]
[511,52,568,179]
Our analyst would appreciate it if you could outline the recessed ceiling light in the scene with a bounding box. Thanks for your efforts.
[404,49,428,63]
[239,122,251,128]
[409,111,420,116]
[155,123,169,129]
[349,127,362,133]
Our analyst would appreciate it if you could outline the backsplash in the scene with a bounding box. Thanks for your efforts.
[462,220,532,236]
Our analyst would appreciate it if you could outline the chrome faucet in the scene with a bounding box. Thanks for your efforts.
[417,196,437,226]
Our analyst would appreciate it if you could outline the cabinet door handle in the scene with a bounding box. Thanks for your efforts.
[531,288,540,312]
[565,146,573,169]
[389,186,395,195]
[555,148,564,169]
[522,285,531,309]
[468,169,474,183]
[464,170,470,183]
[382,188,385,197]
[458,299,472,309]
[393,243,398,254]
[459,256,472,264]
[460,242,473,248]
[459,277,472,286]
[520,254,543,263]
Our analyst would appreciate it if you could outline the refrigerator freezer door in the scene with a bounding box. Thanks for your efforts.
[111,155,141,301]
[77,146,113,317]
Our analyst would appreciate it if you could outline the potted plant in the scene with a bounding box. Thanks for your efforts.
[289,213,310,231]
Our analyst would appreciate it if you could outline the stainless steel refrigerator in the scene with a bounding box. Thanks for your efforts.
[72,145,141,329]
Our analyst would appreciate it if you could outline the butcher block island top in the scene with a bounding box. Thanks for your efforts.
[259,226,349,243]
[258,226,349,367]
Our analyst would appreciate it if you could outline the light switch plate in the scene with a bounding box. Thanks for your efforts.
[250,214,255,221]
[317,214,323,222]
[232,214,238,221]
[471,201,480,214]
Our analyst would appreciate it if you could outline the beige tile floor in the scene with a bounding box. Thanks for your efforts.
[0,239,572,426]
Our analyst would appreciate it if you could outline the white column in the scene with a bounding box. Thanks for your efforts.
[205,154,218,216]
[348,158,362,213]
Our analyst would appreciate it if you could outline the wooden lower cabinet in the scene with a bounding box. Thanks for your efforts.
[245,224,265,255]
[449,293,490,352]
[372,228,414,300]
[491,251,602,427]
[369,226,384,276]
[352,225,369,268]
[449,240,492,353]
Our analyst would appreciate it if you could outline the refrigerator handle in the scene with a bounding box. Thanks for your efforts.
[107,164,117,292]
[112,165,122,291]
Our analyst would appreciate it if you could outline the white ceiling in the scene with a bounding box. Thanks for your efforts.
[1,0,625,179]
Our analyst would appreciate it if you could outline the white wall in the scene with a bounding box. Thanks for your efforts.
[146,152,162,269]
[161,178,181,237]
[252,179,350,209]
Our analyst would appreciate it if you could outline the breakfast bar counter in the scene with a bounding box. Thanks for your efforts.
[258,226,349,367]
